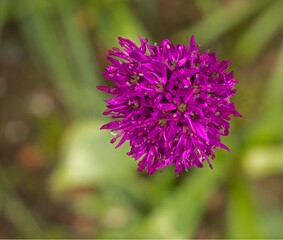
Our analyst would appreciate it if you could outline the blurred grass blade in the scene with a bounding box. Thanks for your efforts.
[140,156,231,238]
[260,207,283,238]
[0,9,42,236]
[55,0,104,115]
[247,40,283,143]
[0,163,42,238]
[172,0,268,45]
[1,192,42,238]
[20,0,88,116]
[235,0,283,62]
[227,177,261,238]
[135,0,159,32]
[0,0,8,41]
[194,0,220,17]
[262,39,283,112]
[93,0,151,47]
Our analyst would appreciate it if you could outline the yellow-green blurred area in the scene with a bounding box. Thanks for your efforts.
[0,0,283,238]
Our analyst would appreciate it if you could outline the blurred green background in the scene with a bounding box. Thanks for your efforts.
[0,0,283,238]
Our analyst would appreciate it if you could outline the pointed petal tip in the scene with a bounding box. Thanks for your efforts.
[189,34,196,51]
[97,85,106,91]
[234,111,243,118]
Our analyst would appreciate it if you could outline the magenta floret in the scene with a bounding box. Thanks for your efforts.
[98,35,242,177]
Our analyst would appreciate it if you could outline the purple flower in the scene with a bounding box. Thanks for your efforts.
[98,35,242,177]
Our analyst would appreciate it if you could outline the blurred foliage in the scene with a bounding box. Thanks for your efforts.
[0,0,283,238]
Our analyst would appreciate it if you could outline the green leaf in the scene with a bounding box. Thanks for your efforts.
[172,0,268,46]
[235,0,283,62]
[48,119,137,196]
[242,145,283,178]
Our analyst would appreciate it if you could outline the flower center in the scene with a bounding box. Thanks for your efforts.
[158,118,167,126]
[131,102,140,109]
[157,84,164,90]
[177,103,187,113]
[130,74,139,83]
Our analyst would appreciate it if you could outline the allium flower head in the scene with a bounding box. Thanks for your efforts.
[98,35,242,177]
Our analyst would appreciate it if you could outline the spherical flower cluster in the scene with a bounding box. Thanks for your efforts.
[98,35,241,177]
